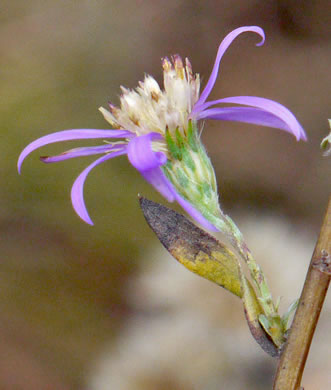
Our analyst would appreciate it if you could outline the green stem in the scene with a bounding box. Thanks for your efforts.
[223,215,277,314]
[217,213,285,346]
[273,195,331,390]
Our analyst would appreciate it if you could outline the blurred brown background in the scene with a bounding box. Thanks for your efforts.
[1,1,330,389]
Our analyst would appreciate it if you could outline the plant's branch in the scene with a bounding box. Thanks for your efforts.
[273,196,331,390]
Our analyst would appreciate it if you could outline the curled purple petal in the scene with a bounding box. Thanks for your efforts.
[174,193,219,232]
[41,144,126,163]
[195,106,295,133]
[127,133,175,202]
[194,26,265,110]
[71,149,127,225]
[199,96,306,141]
[18,129,133,173]
[127,132,167,170]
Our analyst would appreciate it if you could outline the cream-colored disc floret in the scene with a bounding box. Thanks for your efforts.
[99,56,200,145]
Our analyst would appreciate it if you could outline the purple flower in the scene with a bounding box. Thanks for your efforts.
[18,26,306,230]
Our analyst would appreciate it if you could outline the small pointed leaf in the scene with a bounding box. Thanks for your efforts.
[240,272,280,357]
[282,299,299,330]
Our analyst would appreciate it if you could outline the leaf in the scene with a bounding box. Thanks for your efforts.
[139,197,242,297]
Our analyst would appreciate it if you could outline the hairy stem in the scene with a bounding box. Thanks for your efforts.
[273,195,331,390]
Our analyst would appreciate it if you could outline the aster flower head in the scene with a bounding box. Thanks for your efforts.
[18,26,306,231]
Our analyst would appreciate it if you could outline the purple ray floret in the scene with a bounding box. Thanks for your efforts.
[190,26,306,142]
[18,129,132,173]
[127,133,174,202]
[40,145,124,163]
[195,26,265,109]
[71,150,127,225]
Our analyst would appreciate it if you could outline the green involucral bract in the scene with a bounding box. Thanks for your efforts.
[163,120,221,224]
